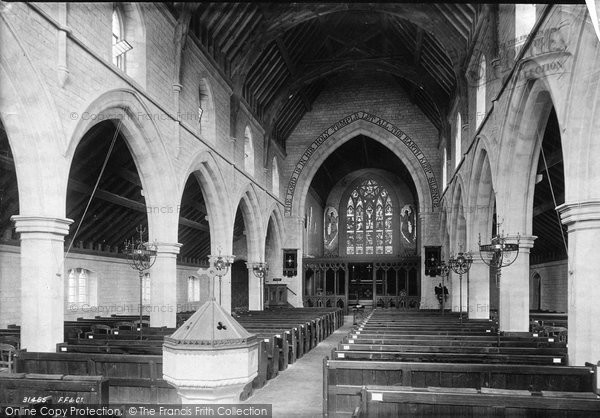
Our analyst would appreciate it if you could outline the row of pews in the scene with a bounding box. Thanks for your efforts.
[324,309,600,416]
[1,307,343,404]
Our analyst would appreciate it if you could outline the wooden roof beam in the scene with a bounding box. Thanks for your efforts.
[69,180,209,232]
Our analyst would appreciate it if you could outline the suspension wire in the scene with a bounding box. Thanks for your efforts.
[63,119,123,261]
[539,143,569,257]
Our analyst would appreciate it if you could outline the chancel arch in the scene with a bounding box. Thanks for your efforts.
[288,116,437,219]
[300,134,422,311]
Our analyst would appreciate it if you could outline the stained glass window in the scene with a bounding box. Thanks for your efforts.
[346,179,393,255]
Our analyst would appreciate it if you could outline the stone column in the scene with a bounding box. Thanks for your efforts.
[559,201,600,365]
[498,235,535,332]
[247,265,263,311]
[216,271,232,313]
[150,243,182,328]
[450,272,466,314]
[468,257,490,319]
[12,216,72,352]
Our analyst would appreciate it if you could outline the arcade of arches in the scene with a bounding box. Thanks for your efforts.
[1,3,600,367]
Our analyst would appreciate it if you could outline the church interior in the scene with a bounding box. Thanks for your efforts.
[2,2,600,415]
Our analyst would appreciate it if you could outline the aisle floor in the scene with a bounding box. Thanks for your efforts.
[241,316,354,418]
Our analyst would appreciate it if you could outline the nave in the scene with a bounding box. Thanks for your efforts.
[3,2,600,416]
[0,308,343,407]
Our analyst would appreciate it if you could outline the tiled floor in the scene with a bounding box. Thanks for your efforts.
[241,316,354,418]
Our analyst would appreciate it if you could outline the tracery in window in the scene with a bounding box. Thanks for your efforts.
[345,179,393,255]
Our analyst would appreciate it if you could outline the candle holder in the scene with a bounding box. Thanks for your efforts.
[123,225,157,339]
[448,250,472,323]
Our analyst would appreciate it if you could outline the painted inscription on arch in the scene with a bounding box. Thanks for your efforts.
[284,111,441,216]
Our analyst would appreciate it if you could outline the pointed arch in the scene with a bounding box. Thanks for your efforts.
[288,113,439,218]
[180,150,231,254]
[0,14,67,215]
[468,139,496,247]
[233,184,264,262]
[496,78,557,234]
[67,89,178,241]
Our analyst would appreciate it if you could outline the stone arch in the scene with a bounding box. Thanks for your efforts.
[496,79,556,235]
[468,141,496,248]
[288,113,439,219]
[264,205,285,280]
[233,184,264,263]
[66,89,177,241]
[180,150,231,253]
[264,202,285,248]
[0,14,67,215]
[448,178,467,254]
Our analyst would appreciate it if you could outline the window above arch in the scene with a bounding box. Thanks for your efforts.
[515,4,536,50]
[442,147,448,188]
[112,6,132,71]
[455,112,462,168]
[244,126,255,176]
[272,157,280,197]
[198,78,216,143]
[476,56,486,129]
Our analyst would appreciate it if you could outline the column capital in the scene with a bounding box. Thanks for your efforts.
[558,200,600,229]
[155,242,183,255]
[11,216,73,237]
[469,253,493,265]
[509,234,536,249]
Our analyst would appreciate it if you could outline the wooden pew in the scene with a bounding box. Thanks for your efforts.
[337,342,567,357]
[324,358,594,416]
[0,373,108,404]
[351,386,600,417]
[343,336,565,348]
[331,348,567,365]
[15,351,178,403]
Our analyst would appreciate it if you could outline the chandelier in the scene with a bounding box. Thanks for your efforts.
[208,250,235,305]
[124,225,157,338]
[438,261,451,316]
[248,262,269,310]
[479,231,520,288]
